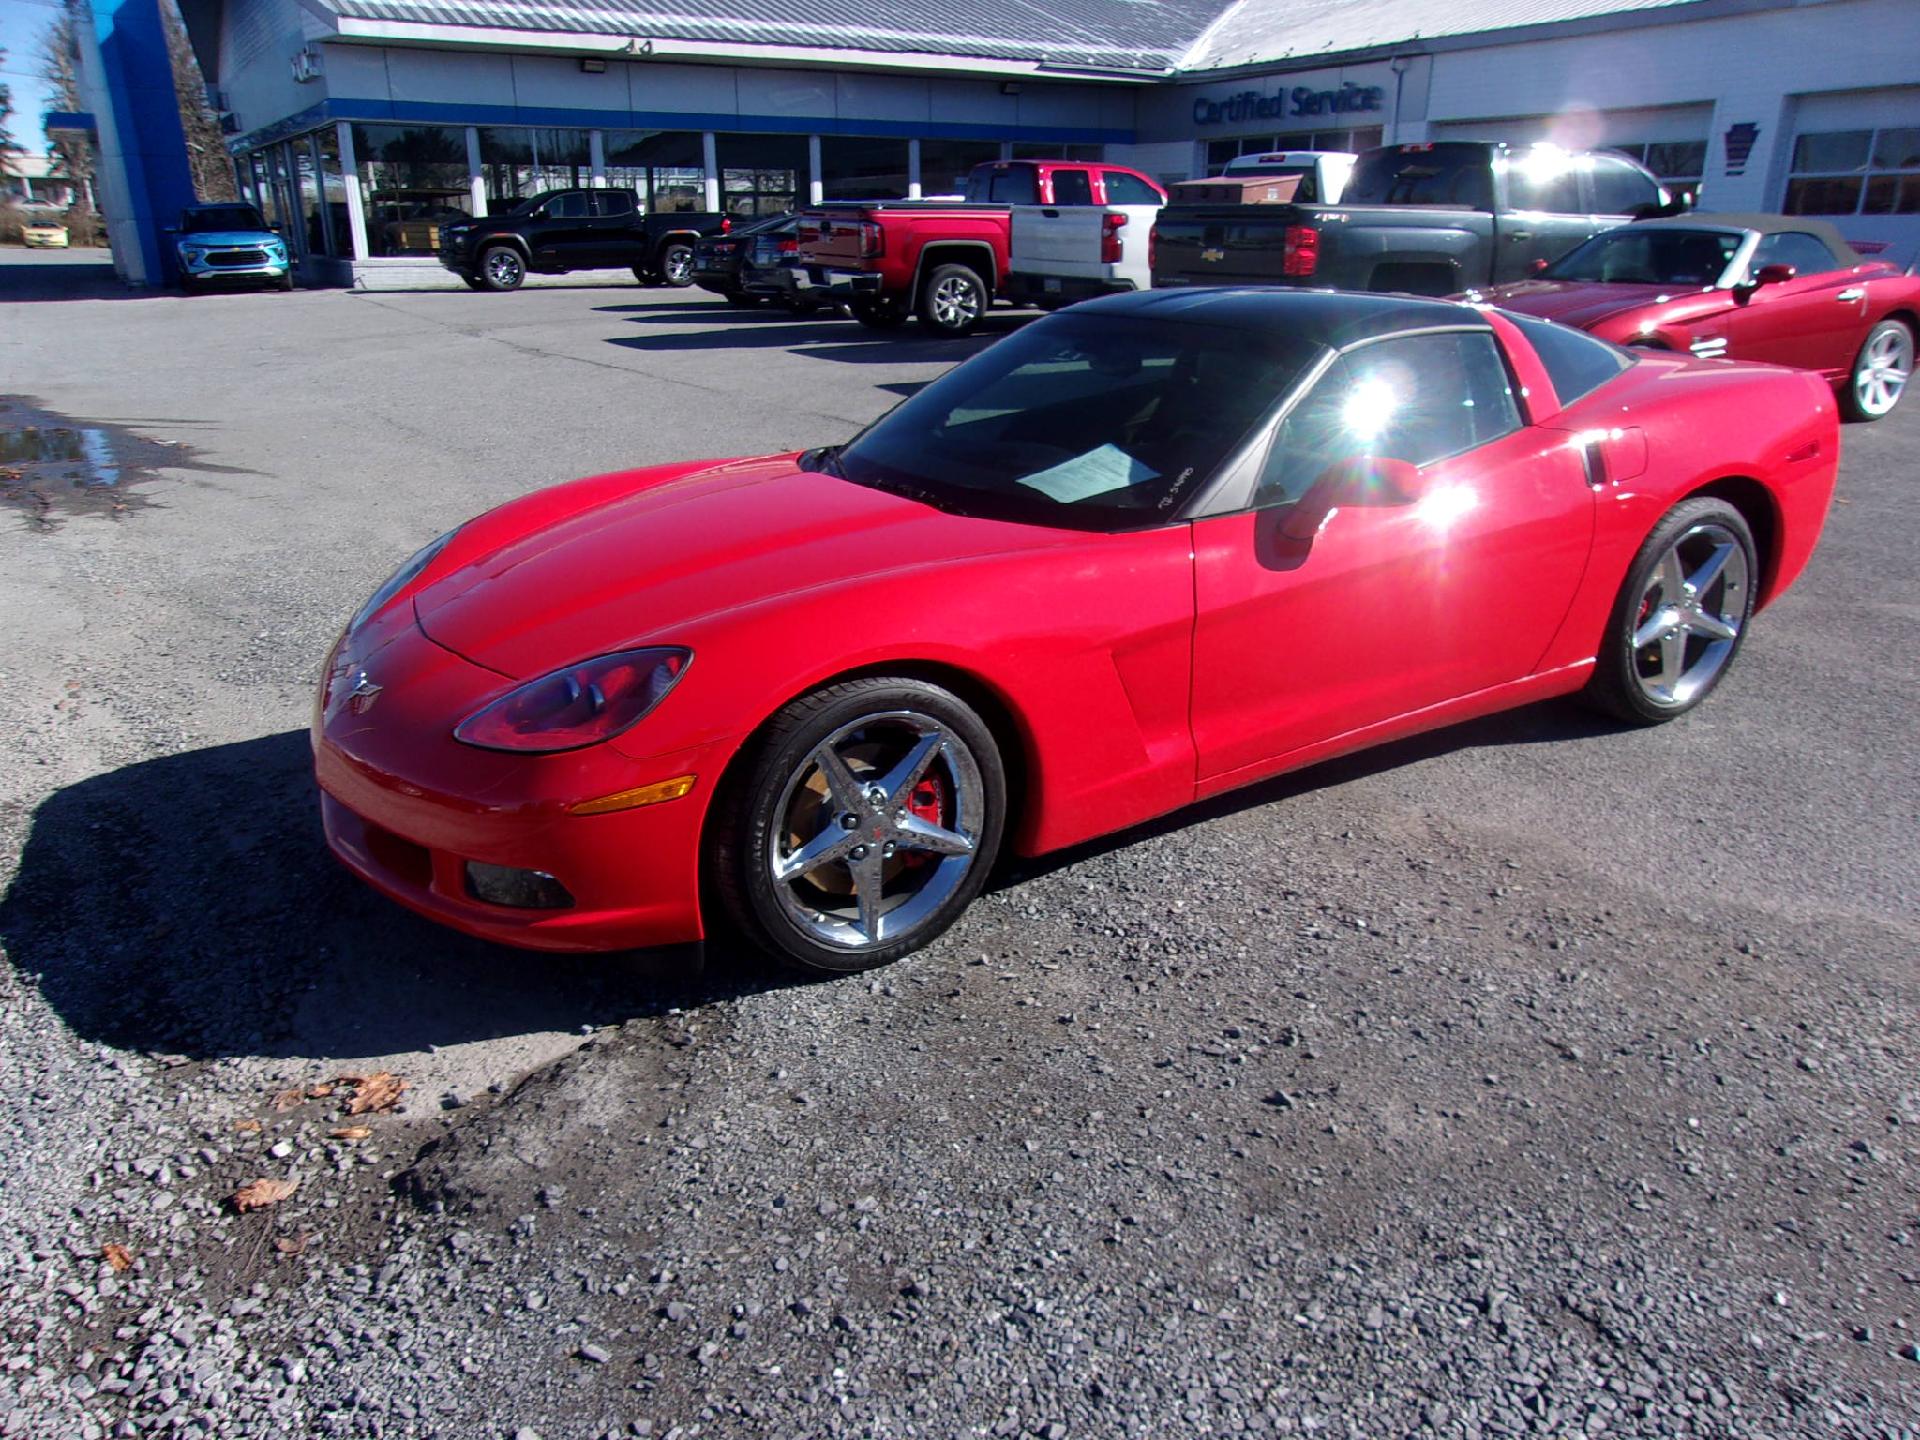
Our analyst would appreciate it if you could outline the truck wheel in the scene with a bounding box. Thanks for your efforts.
[658,243,695,288]
[850,295,910,330]
[461,274,487,291]
[632,264,662,287]
[480,245,525,292]
[918,264,988,336]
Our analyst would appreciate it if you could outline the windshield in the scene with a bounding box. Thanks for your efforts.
[1545,228,1744,285]
[831,313,1321,530]
[182,206,267,233]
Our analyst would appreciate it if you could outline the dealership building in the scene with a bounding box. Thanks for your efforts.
[73,0,1920,285]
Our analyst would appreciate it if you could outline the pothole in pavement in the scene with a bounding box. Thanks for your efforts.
[0,395,229,529]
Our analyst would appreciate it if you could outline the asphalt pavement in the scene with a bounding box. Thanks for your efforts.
[0,250,1914,1439]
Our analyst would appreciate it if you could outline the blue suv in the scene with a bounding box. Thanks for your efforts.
[171,203,294,291]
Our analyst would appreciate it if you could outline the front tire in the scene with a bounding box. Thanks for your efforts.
[710,677,1006,975]
[1582,497,1756,725]
[1842,318,1912,421]
[479,245,525,292]
[918,263,988,336]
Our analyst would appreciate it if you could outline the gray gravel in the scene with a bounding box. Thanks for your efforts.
[0,250,1915,1438]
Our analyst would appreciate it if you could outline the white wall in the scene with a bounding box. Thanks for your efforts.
[219,0,331,132]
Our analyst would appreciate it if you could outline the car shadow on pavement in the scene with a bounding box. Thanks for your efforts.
[995,697,1624,889]
[0,730,784,1064]
[605,316,1030,360]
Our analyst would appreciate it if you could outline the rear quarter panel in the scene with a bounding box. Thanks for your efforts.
[1536,355,1838,672]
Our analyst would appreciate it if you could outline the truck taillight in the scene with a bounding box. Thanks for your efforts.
[1100,212,1127,264]
[720,216,731,235]
[777,237,797,254]
[1148,223,1158,270]
[859,221,884,258]
[1282,224,1319,277]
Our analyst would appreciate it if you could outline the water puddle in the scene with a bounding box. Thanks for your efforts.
[0,397,214,529]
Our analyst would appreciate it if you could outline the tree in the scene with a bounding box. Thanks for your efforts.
[0,47,19,176]
[162,0,234,202]
[39,13,96,209]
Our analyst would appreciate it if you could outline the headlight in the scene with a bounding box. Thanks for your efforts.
[179,246,204,260]
[349,530,455,634]
[453,647,690,754]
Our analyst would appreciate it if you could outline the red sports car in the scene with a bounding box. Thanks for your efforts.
[1466,215,1915,421]
[314,290,1837,974]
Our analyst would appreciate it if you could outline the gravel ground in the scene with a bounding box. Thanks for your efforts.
[0,251,1915,1440]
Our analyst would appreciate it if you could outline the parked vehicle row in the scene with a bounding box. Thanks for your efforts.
[436,188,729,292]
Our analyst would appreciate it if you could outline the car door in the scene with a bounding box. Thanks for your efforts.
[531,191,596,267]
[1496,155,1589,281]
[1189,329,1596,785]
[590,189,643,265]
[1722,230,1868,378]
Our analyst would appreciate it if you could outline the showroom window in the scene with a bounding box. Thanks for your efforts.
[1205,128,1384,176]
[313,128,347,258]
[480,127,592,209]
[1784,127,1920,215]
[351,124,472,257]
[919,138,1002,197]
[1607,139,1706,208]
[820,136,909,201]
[603,130,707,214]
[717,133,808,217]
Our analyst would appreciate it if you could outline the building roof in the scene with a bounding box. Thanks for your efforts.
[312,0,1232,73]
[307,0,1731,75]
[1180,0,1709,71]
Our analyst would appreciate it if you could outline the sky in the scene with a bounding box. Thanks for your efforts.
[0,0,67,154]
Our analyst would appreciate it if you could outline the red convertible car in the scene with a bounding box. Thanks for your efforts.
[1466,215,1914,421]
[314,290,1837,974]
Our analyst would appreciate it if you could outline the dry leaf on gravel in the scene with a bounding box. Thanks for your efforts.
[273,1233,310,1256]
[270,1087,306,1112]
[101,1243,133,1272]
[307,1083,336,1099]
[230,1178,298,1213]
[329,1126,372,1142]
[341,1072,405,1115]
[233,1119,262,1134]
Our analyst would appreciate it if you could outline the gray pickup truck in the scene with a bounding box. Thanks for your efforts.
[1150,141,1677,295]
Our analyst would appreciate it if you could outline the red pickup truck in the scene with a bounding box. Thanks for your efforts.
[784,159,1167,337]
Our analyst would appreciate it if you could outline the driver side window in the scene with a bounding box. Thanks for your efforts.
[1256,332,1522,506]
[1745,230,1840,280]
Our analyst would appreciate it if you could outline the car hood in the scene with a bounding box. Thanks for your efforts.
[178,230,280,247]
[413,455,1074,679]
[1478,278,1701,330]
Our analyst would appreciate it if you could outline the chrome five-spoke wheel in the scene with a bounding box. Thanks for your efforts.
[1629,522,1748,708]
[1585,497,1756,725]
[713,677,1006,974]
[1848,319,1911,421]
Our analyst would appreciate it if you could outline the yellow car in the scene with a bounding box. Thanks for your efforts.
[21,220,70,249]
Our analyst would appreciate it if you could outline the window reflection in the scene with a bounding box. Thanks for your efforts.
[352,124,471,256]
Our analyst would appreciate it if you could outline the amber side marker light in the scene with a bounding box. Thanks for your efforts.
[570,774,698,816]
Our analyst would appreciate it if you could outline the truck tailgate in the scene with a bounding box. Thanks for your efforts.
[1151,205,1311,288]
[796,213,869,268]
[1010,206,1107,278]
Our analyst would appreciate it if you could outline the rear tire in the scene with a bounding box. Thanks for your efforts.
[918,263,988,336]
[1841,317,1912,422]
[658,242,695,288]
[1582,497,1756,726]
[850,295,910,330]
[278,271,296,292]
[709,677,1005,975]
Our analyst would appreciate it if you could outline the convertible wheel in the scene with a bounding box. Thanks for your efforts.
[1584,497,1756,725]
[1842,318,1912,421]
[479,245,525,292]
[919,264,987,336]
[659,243,695,288]
[711,678,1006,975]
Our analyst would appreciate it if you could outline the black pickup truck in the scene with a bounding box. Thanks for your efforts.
[1151,142,1678,296]
[438,189,729,292]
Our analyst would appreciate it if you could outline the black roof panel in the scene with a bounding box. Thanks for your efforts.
[1078,286,1485,348]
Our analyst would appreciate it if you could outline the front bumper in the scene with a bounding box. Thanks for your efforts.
[178,247,289,281]
[312,622,719,953]
[23,232,69,249]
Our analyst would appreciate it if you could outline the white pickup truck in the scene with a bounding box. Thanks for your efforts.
[1215,149,1357,202]
[999,173,1167,310]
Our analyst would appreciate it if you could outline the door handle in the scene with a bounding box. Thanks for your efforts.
[1507,231,1533,242]
[1836,287,1866,301]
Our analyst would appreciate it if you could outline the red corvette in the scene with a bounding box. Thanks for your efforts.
[314,290,1837,973]
[1466,215,1914,420]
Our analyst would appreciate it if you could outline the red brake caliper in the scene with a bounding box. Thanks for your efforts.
[901,775,947,868]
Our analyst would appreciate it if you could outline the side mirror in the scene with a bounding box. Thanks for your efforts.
[1751,262,1796,287]
[1280,455,1424,542]
[1528,257,1551,276]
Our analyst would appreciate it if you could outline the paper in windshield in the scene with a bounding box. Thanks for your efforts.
[1016,445,1161,505]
